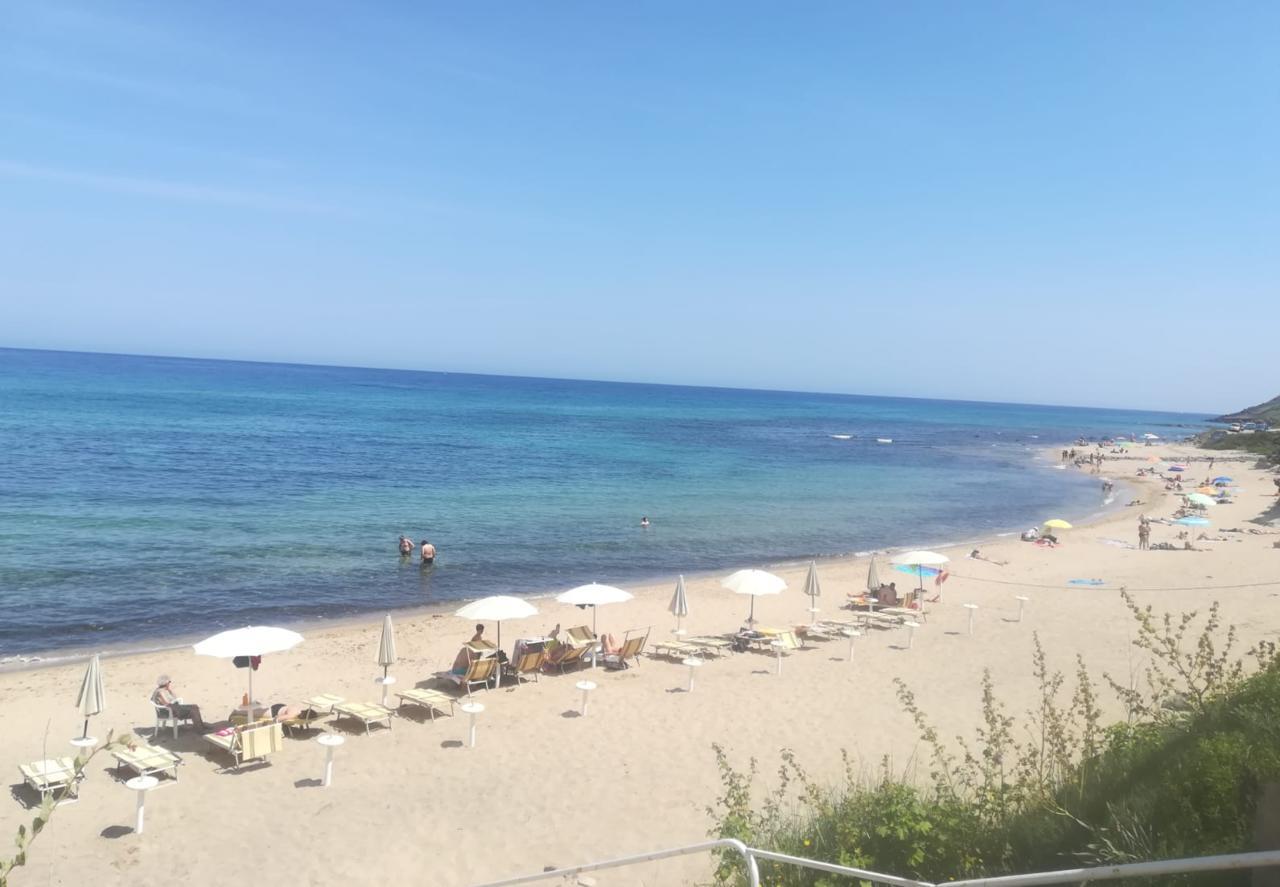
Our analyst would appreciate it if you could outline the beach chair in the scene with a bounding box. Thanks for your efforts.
[602,631,648,670]
[396,688,456,721]
[333,701,395,734]
[506,649,546,684]
[772,630,803,652]
[19,758,81,803]
[112,743,183,781]
[546,641,592,674]
[650,639,702,660]
[437,656,499,696]
[203,722,285,769]
[684,636,734,656]
[565,625,596,648]
[152,697,197,740]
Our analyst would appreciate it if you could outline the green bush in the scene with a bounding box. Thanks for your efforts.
[706,595,1280,886]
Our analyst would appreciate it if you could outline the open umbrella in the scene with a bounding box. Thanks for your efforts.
[1185,493,1215,507]
[1143,433,1160,440]
[668,575,689,634]
[890,551,949,616]
[1174,516,1211,526]
[555,583,632,636]
[1168,464,1187,473]
[74,654,105,741]
[722,569,786,625]
[376,614,397,679]
[1213,476,1233,485]
[802,561,822,623]
[1043,519,1073,530]
[193,626,304,708]
[454,595,538,650]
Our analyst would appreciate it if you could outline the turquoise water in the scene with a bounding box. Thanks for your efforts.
[0,348,1206,658]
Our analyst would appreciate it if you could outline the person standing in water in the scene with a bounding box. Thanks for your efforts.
[420,540,436,564]
[640,516,650,528]
[398,535,413,556]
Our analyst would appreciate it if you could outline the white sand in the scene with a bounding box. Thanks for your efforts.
[2,442,1277,886]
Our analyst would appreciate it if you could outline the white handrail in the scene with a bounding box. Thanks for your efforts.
[472,843,1280,887]
[940,848,1280,887]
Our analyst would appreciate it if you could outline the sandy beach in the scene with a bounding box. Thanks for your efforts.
[3,441,1277,886]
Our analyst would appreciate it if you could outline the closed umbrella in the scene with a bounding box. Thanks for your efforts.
[74,654,105,742]
[193,626,304,709]
[866,557,881,594]
[555,583,632,636]
[890,551,949,617]
[668,575,689,634]
[802,561,822,623]
[454,595,538,650]
[376,614,397,679]
[722,569,786,625]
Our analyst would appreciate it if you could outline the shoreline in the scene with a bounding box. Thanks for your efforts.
[0,441,1213,673]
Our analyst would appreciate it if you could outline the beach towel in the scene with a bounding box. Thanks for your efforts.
[1067,579,1106,586]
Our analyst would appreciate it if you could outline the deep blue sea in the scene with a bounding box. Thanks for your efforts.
[0,348,1207,659]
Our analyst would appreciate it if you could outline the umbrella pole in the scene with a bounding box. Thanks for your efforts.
[82,718,89,741]
[749,596,756,625]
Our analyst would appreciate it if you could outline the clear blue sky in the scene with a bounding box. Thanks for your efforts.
[2,2,1276,413]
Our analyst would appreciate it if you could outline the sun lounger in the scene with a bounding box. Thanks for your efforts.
[602,632,648,670]
[546,641,593,674]
[505,649,546,684]
[437,656,499,695]
[112,743,183,781]
[650,639,703,659]
[203,722,285,769]
[333,701,394,734]
[19,758,81,802]
[396,688,456,720]
[565,625,596,648]
[684,636,734,654]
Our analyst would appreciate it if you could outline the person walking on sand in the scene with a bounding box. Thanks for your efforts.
[1138,520,1150,551]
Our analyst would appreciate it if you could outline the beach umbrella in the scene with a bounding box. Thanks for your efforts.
[1213,476,1233,485]
[890,551,949,616]
[722,569,786,625]
[802,561,822,623]
[555,583,632,636]
[455,595,538,650]
[1174,516,1211,526]
[1143,433,1160,440]
[1185,493,1215,508]
[1043,519,1073,530]
[74,654,105,741]
[194,626,303,707]
[866,557,881,593]
[1168,465,1187,473]
[376,614,397,679]
[668,575,689,634]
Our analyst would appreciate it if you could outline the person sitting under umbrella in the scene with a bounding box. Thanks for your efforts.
[152,675,205,730]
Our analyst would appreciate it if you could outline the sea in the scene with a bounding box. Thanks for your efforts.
[0,348,1208,661]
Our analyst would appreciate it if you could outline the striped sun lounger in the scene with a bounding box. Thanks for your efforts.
[112,743,183,780]
[333,701,394,734]
[19,758,81,802]
[396,688,456,721]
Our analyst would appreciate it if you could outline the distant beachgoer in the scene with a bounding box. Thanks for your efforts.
[470,624,486,644]
[398,535,413,556]
[420,540,436,564]
[640,516,650,528]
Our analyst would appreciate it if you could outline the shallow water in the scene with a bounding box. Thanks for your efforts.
[0,348,1205,656]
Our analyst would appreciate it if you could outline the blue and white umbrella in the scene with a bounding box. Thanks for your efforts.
[1174,516,1211,526]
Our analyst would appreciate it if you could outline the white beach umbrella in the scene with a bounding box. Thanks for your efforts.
[376,614,397,679]
[668,575,689,633]
[555,583,632,636]
[193,626,304,707]
[74,654,105,741]
[802,561,822,623]
[866,557,882,594]
[890,550,950,616]
[454,595,539,649]
[722,569,786,625]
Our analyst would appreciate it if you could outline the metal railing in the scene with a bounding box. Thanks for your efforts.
[472,841,1280,887]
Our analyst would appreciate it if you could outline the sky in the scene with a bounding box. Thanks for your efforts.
[1,2,1276,413]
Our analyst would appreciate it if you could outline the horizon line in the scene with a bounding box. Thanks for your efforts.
[0,344,1213,419]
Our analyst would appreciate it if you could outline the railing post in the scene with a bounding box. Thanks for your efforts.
[1255,784,1280,887]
